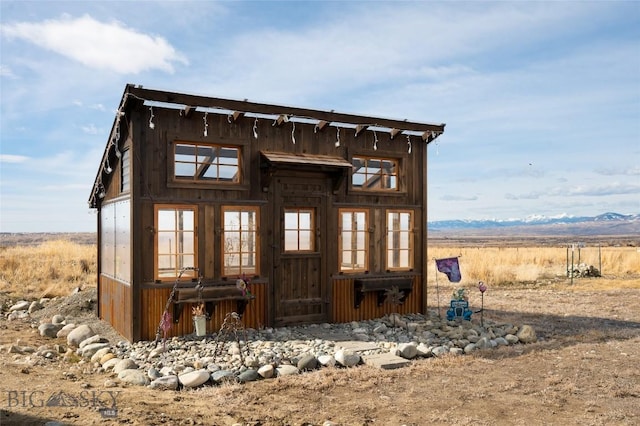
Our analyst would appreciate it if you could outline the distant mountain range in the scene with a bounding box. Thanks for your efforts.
[428,212,640,236]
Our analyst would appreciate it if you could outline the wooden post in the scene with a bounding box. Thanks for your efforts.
[598,244,602,275]
[571,245,574,285]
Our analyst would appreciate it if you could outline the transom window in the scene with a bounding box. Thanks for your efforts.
[352,157,398,191]
[223,207,259,276]
[339,209,368,272]
[174,142,240,183]
[155,206,197,280]
[284,209,314,252]
[386,210,414,270]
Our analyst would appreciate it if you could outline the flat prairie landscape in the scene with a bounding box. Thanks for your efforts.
[0,234,639,425]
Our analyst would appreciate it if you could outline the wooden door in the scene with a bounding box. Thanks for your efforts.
[273,174,328,326]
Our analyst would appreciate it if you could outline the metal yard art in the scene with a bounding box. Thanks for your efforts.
[435,256,488,324]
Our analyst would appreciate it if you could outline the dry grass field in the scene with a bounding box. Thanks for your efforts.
[427,244,640,294]
[1,235,639,425]
[0,240,96,299]
[1,237,638,298]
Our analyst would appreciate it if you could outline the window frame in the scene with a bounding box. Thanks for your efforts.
[168,140,249,190]
[351,155,400,192]
[385,209,414,271]
[338,208,369,273]
[120,149,130,193]
[154,205,198,282]
[283,207,316,253]
[221,205,260,277]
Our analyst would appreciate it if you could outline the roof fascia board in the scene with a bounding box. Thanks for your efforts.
[125,85,445,134]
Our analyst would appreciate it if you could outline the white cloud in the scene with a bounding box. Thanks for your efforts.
[0,154,29,163]
[81,124,99,135]
[440,194,478,201]
[1,14,188,74]
[506,183,640,200]
[0,65,18,79]
[557,183,640,197]
[596,166,640,176]
[505,192,541,200]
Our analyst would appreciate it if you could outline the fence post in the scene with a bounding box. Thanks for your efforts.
[570,245,574,285]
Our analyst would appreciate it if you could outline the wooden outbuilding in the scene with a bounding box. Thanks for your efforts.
[89,84,445,342]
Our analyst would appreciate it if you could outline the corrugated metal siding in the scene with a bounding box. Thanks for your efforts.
[140,282,268,341]
[331,275,422,323]
[99,276,133,341]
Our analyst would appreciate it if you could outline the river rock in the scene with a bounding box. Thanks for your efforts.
[9,301,30,312]
[100,353,116,365]
[237,369,259,383]
[476,337,492,349]
[102,357,120,370]
[179,369,210,388]
[67,325,96,347]
[449,347,464,355]
[431,346,448,357]
[150,375,179,390]
[28,301,43,314]
[416,343,431,357]
[56,324,76,338]
[517,325,537,343]
[317,354,336,367]
[90,347,112,363]
[148,346,167,359]
[38,323,61,338]
[118,369,149,386]
[258,364,275,378]
[51,314,65,325]
[148,367,161,380]
[276,365,299,376]
[373,324,388,334]
[114,358,138,374]
[79,334,108,349]
[505,334,519,344]
[495,337,509,346]
[397,342,418,359]
[297,354,318,371]
[335,349,360,367]
[211,370,236,383]
[82,342,111,358]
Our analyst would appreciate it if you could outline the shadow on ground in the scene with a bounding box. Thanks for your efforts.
[1,409,69,426]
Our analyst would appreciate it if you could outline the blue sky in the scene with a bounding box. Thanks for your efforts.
[1,1,639,232]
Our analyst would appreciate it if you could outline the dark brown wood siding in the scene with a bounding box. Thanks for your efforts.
[99,276,133,341]
[331,274,422,323]
[139,281,268,341]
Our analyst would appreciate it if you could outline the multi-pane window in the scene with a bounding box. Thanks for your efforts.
[155,206,197,280]
[121,149,130,193]
[339,209,368,272]
[352,157,398,191]
[174,142,240,183]
[284,209,314,252]
[386,210,413,270]
[223,207,259,276]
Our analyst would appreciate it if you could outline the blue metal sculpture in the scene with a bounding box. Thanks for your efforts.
[446,299,473,321]
[446,288,473,321]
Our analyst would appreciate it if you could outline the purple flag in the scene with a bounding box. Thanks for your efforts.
[435,257,461,282]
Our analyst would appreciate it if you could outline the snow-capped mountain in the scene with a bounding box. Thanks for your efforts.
[428,212,640,235]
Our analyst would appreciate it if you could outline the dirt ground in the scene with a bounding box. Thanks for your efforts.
[1,279,639,426]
